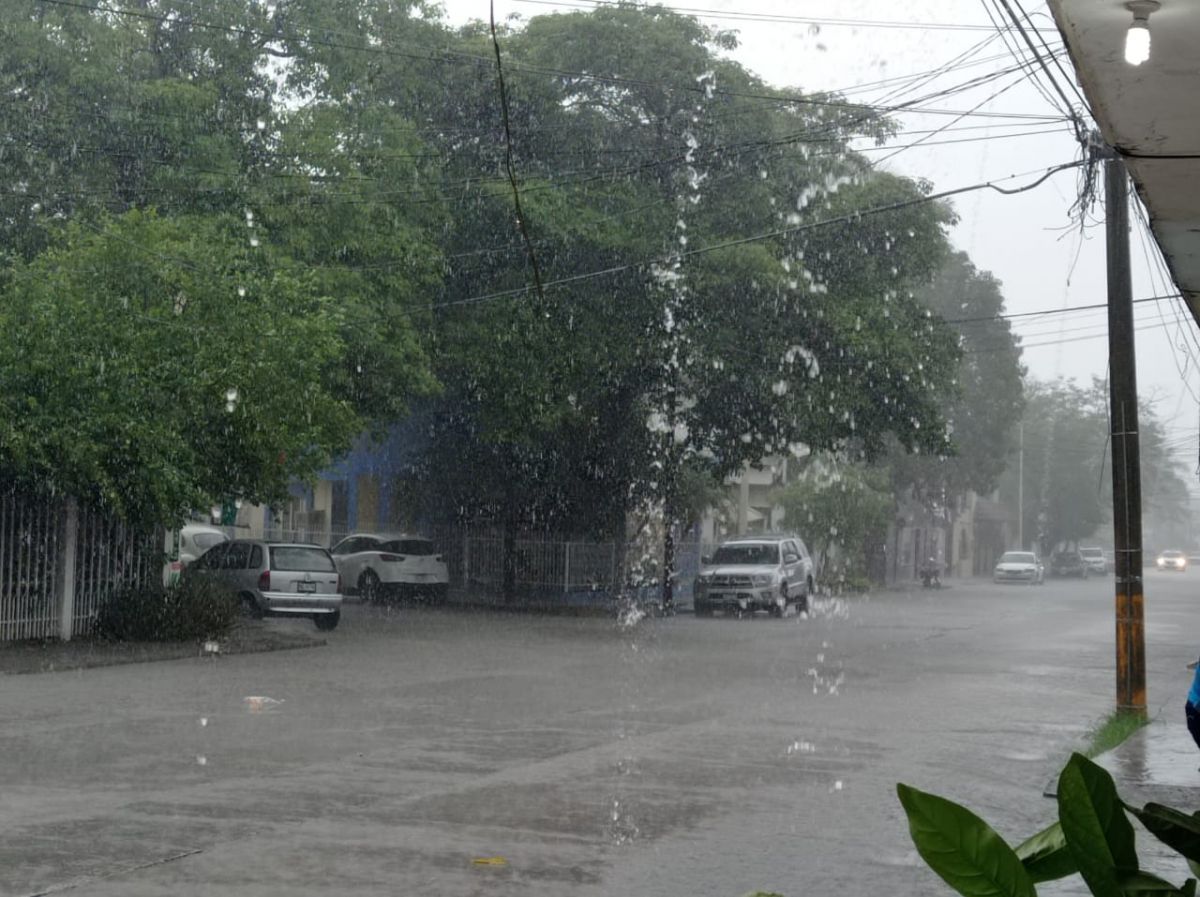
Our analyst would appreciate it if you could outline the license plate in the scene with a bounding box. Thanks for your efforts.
[297,581,316,593]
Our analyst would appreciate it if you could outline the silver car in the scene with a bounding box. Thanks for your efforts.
[190,540,343,630]
[693,534,814,617]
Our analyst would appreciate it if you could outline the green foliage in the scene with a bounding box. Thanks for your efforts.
[897,782,1036,897]
[1086,711,1151,758]
[1,0,987,547]
[999,380,1192,553]
[0,2,441,524]
[887,251,1025,510]
[0,212,359,523]
[93,577,239,643]
[777,461,893,584]
[414,6,960,536]
[900,752,1200,897]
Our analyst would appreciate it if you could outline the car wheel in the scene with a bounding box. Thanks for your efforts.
[241,592,264,620]
[773,584,789,617]
[358,569,383,603]
[313,611,340,631]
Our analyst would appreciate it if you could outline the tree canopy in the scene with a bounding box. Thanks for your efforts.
[2,0,992,536]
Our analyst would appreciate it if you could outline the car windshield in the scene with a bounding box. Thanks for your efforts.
[380,539,436,556]
[711,544,780,565]
[1000,553,1037,564]
[1162,551,1183,559]
[269,546,336,572]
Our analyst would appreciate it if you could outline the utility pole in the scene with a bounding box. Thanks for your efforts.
[1017,420,1024,549]
[1105,153,1147,718]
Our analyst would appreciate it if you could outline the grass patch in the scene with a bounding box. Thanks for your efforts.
[1083,709,1149,757]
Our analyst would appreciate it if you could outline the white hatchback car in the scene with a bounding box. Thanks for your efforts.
[330,533,450,602]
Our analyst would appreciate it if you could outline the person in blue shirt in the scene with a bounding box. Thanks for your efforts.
[1187,657,1200,752]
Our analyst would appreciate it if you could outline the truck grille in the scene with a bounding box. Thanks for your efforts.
[710,575,754,587]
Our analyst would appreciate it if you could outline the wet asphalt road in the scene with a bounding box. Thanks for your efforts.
[1,571,1198,897]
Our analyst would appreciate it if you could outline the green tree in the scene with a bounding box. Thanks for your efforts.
[0,1,443,519]
[0,212,358,523]
[410,6,961,602]
[887,252,1026,503]
[1001,379,1193,555]
[1000,380,1107,552]
[777,461,893,588]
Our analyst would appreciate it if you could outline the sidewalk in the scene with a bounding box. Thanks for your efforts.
[1096,713,1200,803]
[1091,715,1199,882]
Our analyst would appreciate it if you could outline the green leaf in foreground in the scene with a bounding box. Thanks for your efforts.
[1127,803,1200,864]
[1015,821,1076,883]
[1057,752,1138,897]
[1115,870,1188,894]
[897,783,1036,897]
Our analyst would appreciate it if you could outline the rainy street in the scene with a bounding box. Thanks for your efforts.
[1,573,1196,897]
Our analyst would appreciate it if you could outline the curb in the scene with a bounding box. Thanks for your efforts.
[0,630,326,676]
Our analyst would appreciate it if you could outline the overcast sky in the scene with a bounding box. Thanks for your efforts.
[438,0,1200,474]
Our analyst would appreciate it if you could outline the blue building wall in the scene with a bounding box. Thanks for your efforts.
[278,414,430,533]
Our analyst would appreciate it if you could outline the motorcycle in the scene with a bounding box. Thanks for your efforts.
[919,558,942,589]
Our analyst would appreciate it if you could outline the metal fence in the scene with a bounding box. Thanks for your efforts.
[253,524,715,602]
[0,491,162,642]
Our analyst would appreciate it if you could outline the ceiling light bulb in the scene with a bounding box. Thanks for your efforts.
[1125,20,1151,65]
[1124,0,1160,66]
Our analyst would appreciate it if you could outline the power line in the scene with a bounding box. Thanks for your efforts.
[431,161,1083,311]
[507,0,1059,32]
[1007,0,1093,114]
[943,295,1166,326]
[994,0,1084,129]
[27,0,1069,123]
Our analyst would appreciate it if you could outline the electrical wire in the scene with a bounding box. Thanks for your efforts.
[27,0,1069,123]
[507,0,1059,33]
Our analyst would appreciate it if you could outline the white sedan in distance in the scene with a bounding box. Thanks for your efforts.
[993,551,1044,585]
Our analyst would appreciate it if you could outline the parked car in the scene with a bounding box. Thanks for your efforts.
[179,523,229,566]
[1050,550,1089,579]
[330,532,450,602]
[163,522,230,587]
[1156,549,1188,572]
[993,551,1044,585]
[189,540,343,630]
[693,533,814,617]
[1079,546,1108,575]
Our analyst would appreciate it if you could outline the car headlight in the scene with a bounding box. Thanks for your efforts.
[752,574,776,587]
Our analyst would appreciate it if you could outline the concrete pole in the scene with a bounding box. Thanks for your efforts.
[55,497,79,641]
[1105,155,1146,718]
[1017,420,1024,550]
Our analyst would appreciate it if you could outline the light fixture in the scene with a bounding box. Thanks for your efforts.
[1124,0,1160,66]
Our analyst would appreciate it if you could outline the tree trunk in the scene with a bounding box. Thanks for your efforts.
[662,489,675,611]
